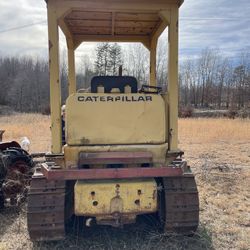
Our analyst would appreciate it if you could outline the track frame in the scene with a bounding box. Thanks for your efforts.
[27,158,199,241]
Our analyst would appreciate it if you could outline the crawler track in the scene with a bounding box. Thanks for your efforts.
[27,163,199,240]
[27,172,66,241]
[160,173,199,234]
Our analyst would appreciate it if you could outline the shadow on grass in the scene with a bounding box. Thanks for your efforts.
[34,215,214,250]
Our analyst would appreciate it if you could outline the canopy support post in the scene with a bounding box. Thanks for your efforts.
[67,39,76,95]
[167,7,179,151]
[149,38,157,86]
[47,4,62,153]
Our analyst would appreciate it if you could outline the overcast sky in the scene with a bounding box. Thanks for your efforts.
[0,0,249,62]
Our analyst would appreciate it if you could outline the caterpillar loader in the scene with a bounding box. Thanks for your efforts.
[27,0,199,241]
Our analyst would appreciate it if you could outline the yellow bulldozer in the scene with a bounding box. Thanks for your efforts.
[27,0,199,241]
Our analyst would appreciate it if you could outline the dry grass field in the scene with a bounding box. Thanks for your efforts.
[0,114,249,250]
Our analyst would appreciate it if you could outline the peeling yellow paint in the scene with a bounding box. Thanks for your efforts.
[74,179,157,216]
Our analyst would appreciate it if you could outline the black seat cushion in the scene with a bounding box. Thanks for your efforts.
[91,76,138,93]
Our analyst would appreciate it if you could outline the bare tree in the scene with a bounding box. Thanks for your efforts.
[123,44,149,86]
[156,36,168,87]
[78,54,95,89]
[197,48,219,107]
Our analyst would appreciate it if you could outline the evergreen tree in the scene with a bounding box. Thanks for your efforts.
[95,43,111,76]
[109,43,123,75]
[94,43,123,76]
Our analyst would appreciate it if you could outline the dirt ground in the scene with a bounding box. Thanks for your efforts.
[0,115,249,250]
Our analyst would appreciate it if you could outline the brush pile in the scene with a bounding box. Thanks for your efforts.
[0,145,33,208]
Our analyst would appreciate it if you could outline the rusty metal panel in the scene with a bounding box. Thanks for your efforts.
[74,178,157,217]
[78,151,153,165]
[162,176,199,234]
[41,163,184,180]
[27,174,66,241]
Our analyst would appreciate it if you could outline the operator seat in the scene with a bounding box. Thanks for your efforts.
[91,76,138,93]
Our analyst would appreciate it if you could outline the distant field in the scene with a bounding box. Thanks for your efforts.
[0,114,249,250]
[0,114,51,153]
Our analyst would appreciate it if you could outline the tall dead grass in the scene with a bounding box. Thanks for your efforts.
[1,114,249,152]
[179,118,250,143]
[0,113,249,250]
[0,113,51,152]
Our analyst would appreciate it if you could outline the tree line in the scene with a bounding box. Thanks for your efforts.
[0,43,249,114]
[0,56,50,113]
[179,48,250,109]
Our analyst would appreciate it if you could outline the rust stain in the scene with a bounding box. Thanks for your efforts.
[81,137,90,144]
[152,189,157,200]
[115,184,120,196]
